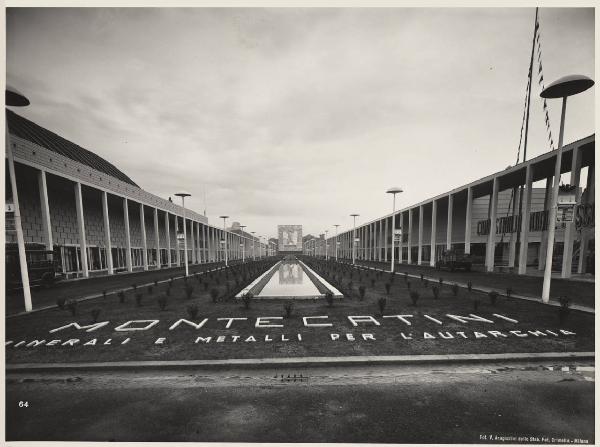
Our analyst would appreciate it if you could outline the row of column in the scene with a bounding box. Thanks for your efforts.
[319,149,592,278]
[33,168,268,278]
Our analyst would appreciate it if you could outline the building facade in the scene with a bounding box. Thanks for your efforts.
[5,110,272,281]
[306,135,595,278]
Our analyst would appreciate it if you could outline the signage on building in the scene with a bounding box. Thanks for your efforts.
[5,202,15,213]
[556,204,575,223]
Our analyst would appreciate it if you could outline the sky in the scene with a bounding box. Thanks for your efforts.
[6,7,595,239]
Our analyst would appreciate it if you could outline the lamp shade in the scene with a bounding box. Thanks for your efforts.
[540,75,594,99]
[6,86,30,107]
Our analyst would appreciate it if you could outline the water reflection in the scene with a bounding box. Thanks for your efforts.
[279,261,303,285]
[257,258,321,297]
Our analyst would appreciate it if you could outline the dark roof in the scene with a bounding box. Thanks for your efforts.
[7,109,138,187]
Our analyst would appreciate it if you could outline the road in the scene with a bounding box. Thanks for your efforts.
[6,362,594,443]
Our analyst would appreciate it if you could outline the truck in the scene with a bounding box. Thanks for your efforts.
[5,244,63,291]
[435,249,473,272]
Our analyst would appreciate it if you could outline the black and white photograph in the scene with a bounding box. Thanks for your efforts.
[3,2,595,444]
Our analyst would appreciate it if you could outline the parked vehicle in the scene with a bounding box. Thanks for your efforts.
[5,244,63,290]
[435,249,473,272]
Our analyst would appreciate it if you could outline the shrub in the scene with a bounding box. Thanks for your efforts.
[118,291,126,303]
[204,282,209,291]
[407,281,411,290]
[154,280,159,286]
[451,283,459,297]
[56,298,66,310]
[467,281,473,292]
[242,292,253,309]
[385,283,391,295]
[210,288,219,303]
[66,299,78,316]
[91,308,101,323]
[472,295,481,311]
[422,279,428,288]
[370,278,376,287]
[410,291,420,306]
[135,293,143,307]
[488,291,499,306]
[284,301,294,318]
[132,283,137,291]
[166,287,171,297]
[102,290,107,300]
[377,297,387,315]
[432,286,440,299]
[158,295,167,311]
[187,304,199,319]
[506,287,513,297]
[439,278,444,286]
[325,292,334,307]
[559,296,571,325]
[147,285,153,295]
[404,272,409,282]
[185,285,194,300]
[420,273,424,282]
[358,286,366,301]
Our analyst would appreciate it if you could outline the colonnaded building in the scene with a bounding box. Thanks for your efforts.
[305,135,594,279]
[5,110,274,281]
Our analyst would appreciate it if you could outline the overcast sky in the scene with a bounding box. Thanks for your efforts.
[6,7,594,239]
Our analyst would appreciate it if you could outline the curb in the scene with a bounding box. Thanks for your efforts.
[5,352,594,373]
[7,266,229,319]
[344,262,595,315]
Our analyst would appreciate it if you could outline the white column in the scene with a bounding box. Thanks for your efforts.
[202,224,207,263]
[384,217,389,262]
[165,212,171,266]
[561,146,582,278]
[430,200,437,267]
[37,170,53,252]
[6,137,33,311]
[518,164,533,275]
[417,205,424,265]
[102,191,113,274]
[74,182,89,277]
[196,222,202,264]
[190,221,197,264]
[465,187,473,255]
[485,178,499,272]
[538,176,553,270]
[154,208,160,269]
[507,187,519,268]
[446,194,453,250]
[140,203,148,271]
[175,216,181,266]
[407,209,413,264]
[578,164,594,274]
[398,213,404,263]
[123,198,132,272]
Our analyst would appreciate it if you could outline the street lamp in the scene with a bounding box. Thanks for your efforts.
[386,187,403,273]
[334,224,340,261]
[540,74,594,302]
[251,231,256,260]
[6,86,33,312]
[219,215,229,267]
[174,192,191,277]
[350,214,359,265]
[324,230,329,260]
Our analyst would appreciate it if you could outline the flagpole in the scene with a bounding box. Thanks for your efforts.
[515,7,538,262]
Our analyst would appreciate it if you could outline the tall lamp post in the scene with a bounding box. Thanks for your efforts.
[251,231,256,261]
[219,215,229,267]
[174,192,191,277]
[239,225,246,262]
[386,187,403,273]
[350,214,359,265]
[324,230,329,260]
[334,224,340,261]
[6,86,33,312]
[540,74,594,302]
